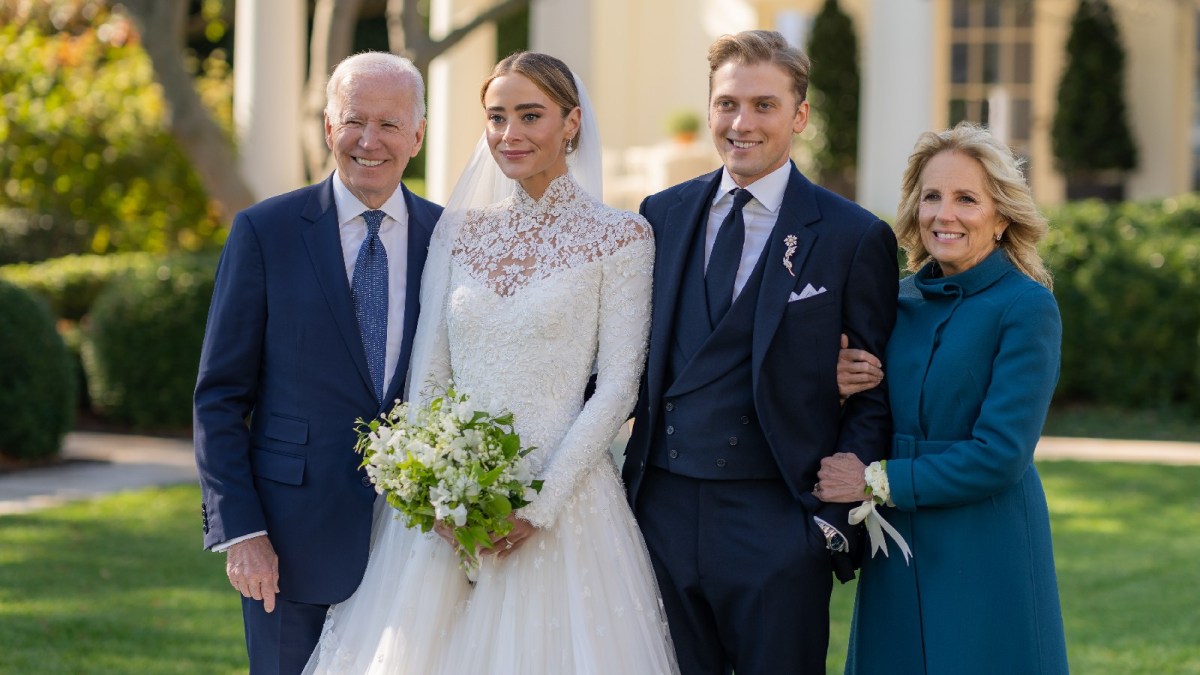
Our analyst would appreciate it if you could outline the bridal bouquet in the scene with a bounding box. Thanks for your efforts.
[354,383,542,578]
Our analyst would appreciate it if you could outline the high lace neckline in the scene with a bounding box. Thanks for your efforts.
[451,171,647,297]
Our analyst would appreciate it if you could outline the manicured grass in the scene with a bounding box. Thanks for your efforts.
[827,460,1200,674]
[3,464,1199,674]
[0,485,246,674]
[1044,403,1200,442]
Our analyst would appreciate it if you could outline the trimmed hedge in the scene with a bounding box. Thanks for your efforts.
[80,255,217,430]
[1043,195,1200,411]
[0,279,75,461]
[0,252,162,321]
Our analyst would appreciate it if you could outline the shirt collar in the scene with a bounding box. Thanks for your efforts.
[331,171,410,227]
[713,161,792,214]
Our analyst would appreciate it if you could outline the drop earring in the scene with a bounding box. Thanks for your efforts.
[565,138,575,153]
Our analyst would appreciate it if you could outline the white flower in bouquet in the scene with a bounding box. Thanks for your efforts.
[354,383,542,578]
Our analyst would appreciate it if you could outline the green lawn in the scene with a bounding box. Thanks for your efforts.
[3,463,1200,674]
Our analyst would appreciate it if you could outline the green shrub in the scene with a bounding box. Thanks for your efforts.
[81,255,217,430]
[0,253,162,321]
[1043,195,1200,411]
[0,13,226,264]
[0,279,75,461]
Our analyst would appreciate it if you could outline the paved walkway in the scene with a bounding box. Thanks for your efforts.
[1,431,1199,516]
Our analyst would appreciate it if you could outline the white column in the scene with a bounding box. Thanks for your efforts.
[234,0,306,199]
[529,0,593,86]
[426,0,498,204]
[858,0,935,217]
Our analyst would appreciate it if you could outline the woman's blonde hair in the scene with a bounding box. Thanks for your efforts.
[895,122,1052,288]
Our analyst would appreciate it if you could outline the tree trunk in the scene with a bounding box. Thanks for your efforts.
[304,0,365,181]
[118,0,256,221]
[387,0,529,78]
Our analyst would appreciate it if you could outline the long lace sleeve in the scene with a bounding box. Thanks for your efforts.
[518,228,653,528]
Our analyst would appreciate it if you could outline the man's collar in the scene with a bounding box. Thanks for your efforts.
[714,162,792,214]
[331,171,409,226]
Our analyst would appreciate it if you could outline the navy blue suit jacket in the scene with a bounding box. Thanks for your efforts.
[623,164,898,558]
[194,175,441,604]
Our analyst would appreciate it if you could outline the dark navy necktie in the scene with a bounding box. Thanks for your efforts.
[352,209,388,402]
[705,188,754,325]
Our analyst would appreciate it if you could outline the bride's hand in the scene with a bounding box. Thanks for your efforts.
[433,520,457,547]
[491,516,536,560]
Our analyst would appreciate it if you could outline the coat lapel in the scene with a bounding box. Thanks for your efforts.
[302,176,377,401]
[647,171,722,407]
[752,166,820,380]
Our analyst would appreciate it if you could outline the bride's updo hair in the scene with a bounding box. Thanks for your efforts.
[481,52,582,152]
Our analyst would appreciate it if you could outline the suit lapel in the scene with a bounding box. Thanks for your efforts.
[302,176,377,401]
[752,166,820,379]
[647,171,722,407]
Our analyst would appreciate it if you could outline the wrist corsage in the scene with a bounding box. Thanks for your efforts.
[848,460,912,564]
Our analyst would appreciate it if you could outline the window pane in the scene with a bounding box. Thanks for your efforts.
[949,99,968,126]
[1014,42,1032,84]
[983,42,1000,84]
[983,0,1002,28]
[1012,98,1031,142]
[952,0,972,29]
[951,43,969,84]
[1015,1,1034,28]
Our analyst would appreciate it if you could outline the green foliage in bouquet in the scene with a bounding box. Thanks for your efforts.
[81,255,217,430]
[0,279,75,461]
[355,384,543,575]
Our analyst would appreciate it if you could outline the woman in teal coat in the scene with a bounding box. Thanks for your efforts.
[818,123,1068,674]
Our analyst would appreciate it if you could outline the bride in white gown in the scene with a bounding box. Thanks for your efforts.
[303,53,679,674]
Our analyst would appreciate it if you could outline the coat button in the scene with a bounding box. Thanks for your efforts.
[669,449,679,459]
[361,475,373,487]
[740,416,750,425]
[666,425,675,435]
[665,402,675,411]
[729,437,738,446]
[716,458,727,468]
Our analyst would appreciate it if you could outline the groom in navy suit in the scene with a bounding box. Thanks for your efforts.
[623,31,898,674]
[194,52,441,674]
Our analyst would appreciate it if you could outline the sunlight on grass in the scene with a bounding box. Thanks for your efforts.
[2,466,1199,674]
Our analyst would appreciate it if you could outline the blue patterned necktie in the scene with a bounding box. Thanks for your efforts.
[352,209,388,402]
[705,188,754,325]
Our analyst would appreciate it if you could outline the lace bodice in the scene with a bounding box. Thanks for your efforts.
[422,174,653,528]
[452,174,648,297]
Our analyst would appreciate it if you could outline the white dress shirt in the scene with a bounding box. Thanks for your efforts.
[332,171,410,400]
[704,162,792,304]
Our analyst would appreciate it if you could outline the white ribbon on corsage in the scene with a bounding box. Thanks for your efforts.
[849,499,912,564]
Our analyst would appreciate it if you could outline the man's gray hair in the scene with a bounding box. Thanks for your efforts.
[325,51,426,125]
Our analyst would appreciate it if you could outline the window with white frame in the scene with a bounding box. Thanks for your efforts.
[948,0,1034,158]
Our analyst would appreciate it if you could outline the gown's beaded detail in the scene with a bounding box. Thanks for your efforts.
[304,173,677,675]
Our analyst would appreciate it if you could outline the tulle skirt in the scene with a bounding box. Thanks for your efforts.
[304,459,679,674]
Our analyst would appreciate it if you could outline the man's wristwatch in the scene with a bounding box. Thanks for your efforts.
[816,518,849,553]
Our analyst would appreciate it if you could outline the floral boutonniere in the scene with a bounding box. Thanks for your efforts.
[782,234,798,277]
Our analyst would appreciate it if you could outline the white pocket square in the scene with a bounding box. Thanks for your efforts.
[788,284,827,302]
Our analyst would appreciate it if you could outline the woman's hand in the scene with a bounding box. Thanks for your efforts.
[837,333,884,401]
[490,516,536,560]
[814,452,869,503]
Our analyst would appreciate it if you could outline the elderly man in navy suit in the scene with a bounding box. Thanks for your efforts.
[194,52,441,674]
[623,30,898,674]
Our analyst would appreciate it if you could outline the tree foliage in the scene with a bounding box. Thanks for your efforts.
[1051,0,1137,175]
[0,7,225,264]
[806,0,860,177]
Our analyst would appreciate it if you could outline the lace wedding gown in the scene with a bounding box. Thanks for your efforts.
[304,174,679,675]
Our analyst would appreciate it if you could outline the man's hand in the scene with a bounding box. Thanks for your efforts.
[837,333,883,401]
[226,536,280,613]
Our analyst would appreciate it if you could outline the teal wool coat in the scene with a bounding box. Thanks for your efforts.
[845,250,1069,674]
